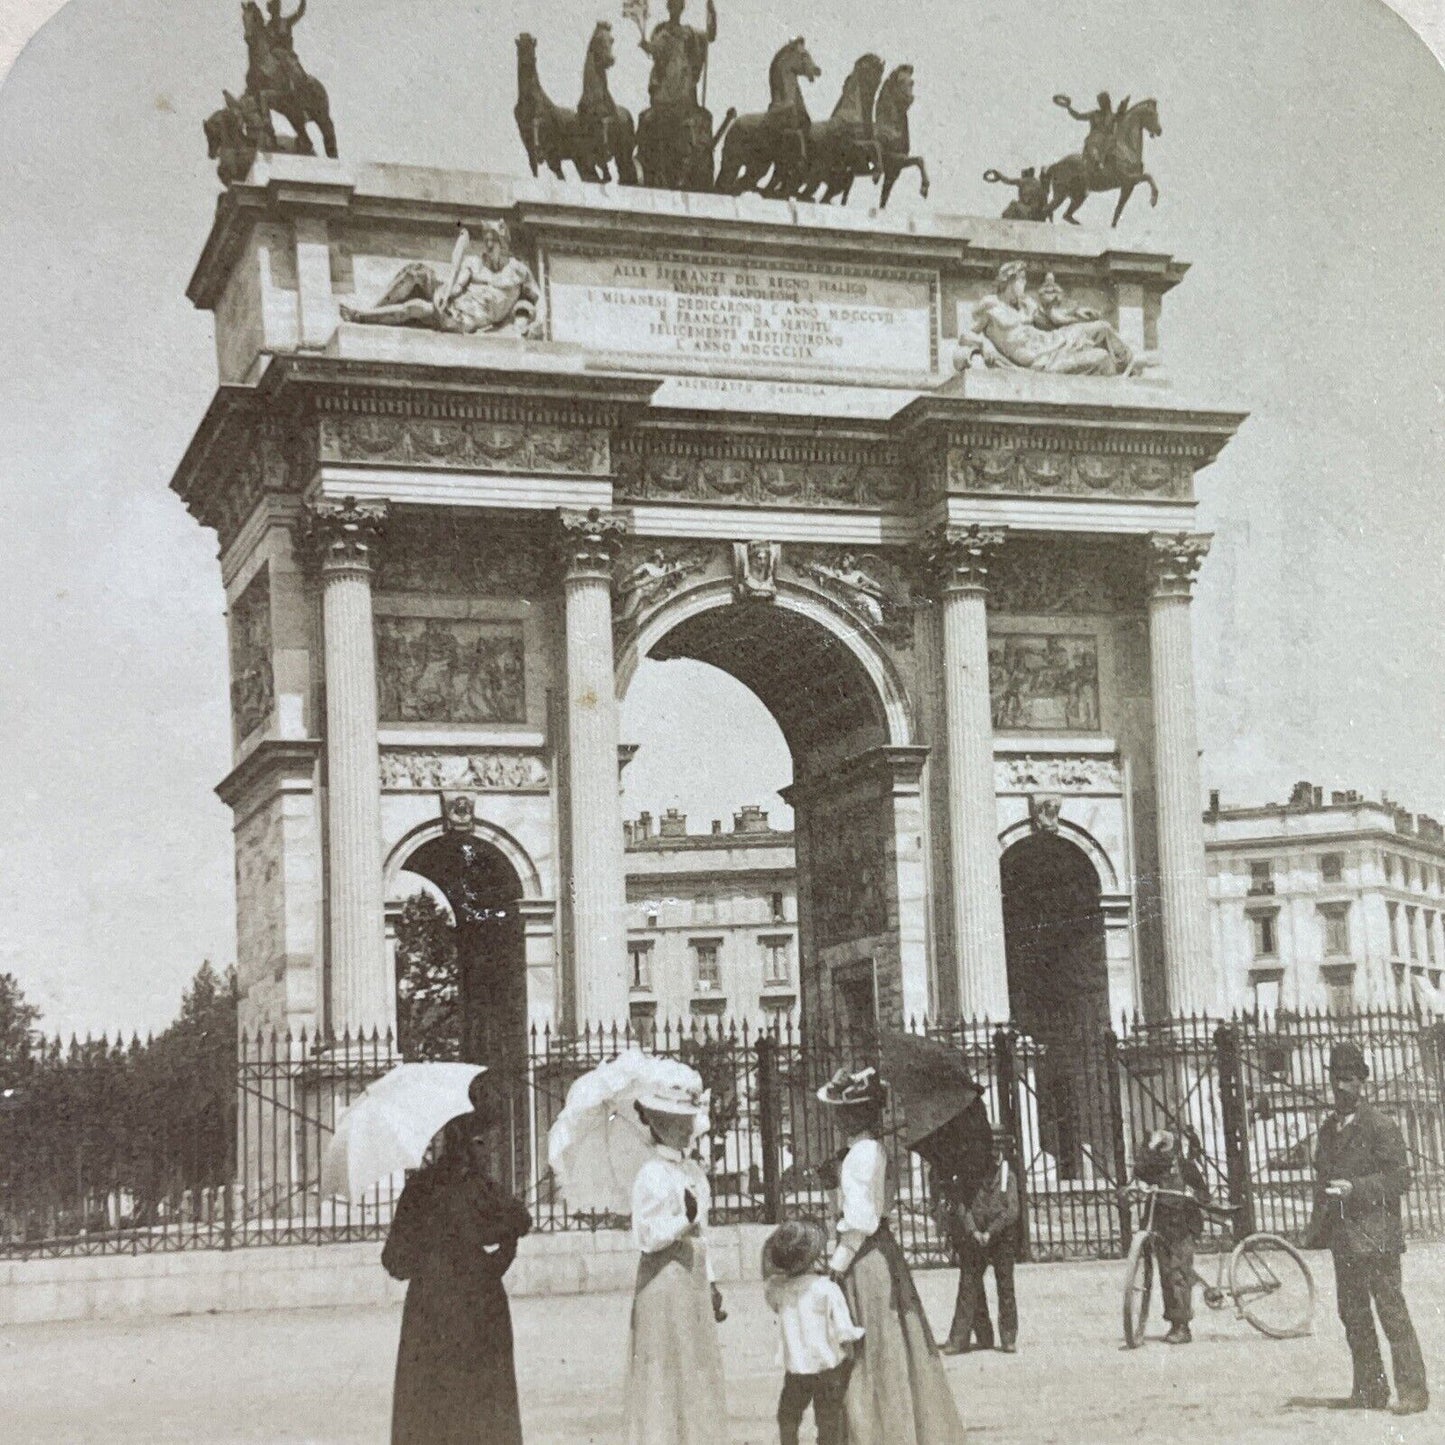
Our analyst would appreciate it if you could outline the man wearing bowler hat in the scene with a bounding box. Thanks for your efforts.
[1305,1040,1428,1414]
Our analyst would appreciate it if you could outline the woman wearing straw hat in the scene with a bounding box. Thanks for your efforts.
[625,1075,729,1445]
[817,1066,968,1443]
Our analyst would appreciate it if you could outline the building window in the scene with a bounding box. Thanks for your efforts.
[695,891,717,923]
[1426,912,1438,966]
[1406,906,1419,959]
[770,890,786,924]
[760,935,791,986]
[1389,901,1401,956]
[692,938,722,992]
[1384,853,1396,885]
[1319,904,1350,958]
[1320,852,1344,885]
[1325,975,1354,1016]
[645,908,659,929]
[1402,858,1415,890]
[629,941,653,992]
[1252,976,1281,1016]
[1251,911,1278,959]
[1248,860,1275,896]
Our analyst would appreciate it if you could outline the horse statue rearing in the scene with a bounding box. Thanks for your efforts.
[1045,96,1161,226]
[795,53,885,204]
[714,37,822,197]
[874,64,928,208]
[240,1,336,158]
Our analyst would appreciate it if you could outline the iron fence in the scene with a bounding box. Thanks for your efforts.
[3,1008,1444,1263]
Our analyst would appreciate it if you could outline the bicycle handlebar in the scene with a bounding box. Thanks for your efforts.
[1123,1182,1241,1220]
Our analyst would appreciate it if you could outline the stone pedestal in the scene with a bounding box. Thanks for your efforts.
[1148,533,1214,1015]
[301,499,392,1037]
[558,509,630,1028]
[930,525,1011,1022]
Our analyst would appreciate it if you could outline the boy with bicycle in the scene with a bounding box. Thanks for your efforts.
[1130,1128,1210,1343]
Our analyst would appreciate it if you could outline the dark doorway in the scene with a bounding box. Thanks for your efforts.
[1001,833,1110,1182]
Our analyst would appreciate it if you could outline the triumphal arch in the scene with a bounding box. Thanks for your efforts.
[172,156,1244,1073]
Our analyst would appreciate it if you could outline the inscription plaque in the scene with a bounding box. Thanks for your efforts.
[544,245,939,381]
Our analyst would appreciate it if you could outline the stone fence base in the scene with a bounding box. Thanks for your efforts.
[0,1225,776,1327]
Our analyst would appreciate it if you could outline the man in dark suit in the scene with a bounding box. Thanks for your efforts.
[1305,1041,1428,1415]
[940,1126,1021,1354]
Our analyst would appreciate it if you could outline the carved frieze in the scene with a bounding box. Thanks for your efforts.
[947,443,1192,501]
[374,515,549,597]
[379,750,550,792]
[319,415,610,476]
[229,565,274,743]
[995,754,1123,793]
[615,444,911,510]
[990,634,1100,731]
[375,618,525,725]
[785,545,914,646]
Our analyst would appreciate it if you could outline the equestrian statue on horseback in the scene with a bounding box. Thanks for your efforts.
[1045,91,1160,226]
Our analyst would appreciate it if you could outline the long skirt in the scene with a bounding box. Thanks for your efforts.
[841,1226,967,1444]
[624,1236,727,1445]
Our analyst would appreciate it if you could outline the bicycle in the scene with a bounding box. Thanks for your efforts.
[1121,1183,1315,1347]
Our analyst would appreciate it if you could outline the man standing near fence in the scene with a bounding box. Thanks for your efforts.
[940,1125,1021,1355]
[1305,1041,1428,1415]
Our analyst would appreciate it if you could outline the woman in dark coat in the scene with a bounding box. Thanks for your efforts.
[381,1102,533,1445]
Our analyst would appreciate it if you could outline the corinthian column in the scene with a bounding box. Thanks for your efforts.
[926,524,1011,1022]
[1148,532,1214,1015]
[557,508,629,1030]
[301,498,391,1038]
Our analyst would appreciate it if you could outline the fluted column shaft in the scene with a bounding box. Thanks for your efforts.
[1148,532,1214,1015]
[930,525,1011,1022]
[558,509,629,1029]
[303,499,391,1038]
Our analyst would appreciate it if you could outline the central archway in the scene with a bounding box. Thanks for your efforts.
[620,582,926,1032]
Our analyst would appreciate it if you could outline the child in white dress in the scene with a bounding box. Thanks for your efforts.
[763,1219,865,1445]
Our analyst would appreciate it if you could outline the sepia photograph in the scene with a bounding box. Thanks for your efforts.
[0,0,1442,1440]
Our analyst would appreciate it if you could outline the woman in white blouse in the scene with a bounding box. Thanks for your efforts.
[818,1066,967,1444]
[624,1077,728,1445]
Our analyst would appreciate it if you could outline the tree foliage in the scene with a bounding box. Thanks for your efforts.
[0,972,41,1085]
[395,891,461,1061]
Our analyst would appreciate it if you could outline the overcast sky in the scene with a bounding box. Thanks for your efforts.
[1,0,1442,1037]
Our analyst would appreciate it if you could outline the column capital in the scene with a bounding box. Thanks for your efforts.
[556,507,627,584]
[299,497,389,577]
[919,523,1008,597]
[1147,531,1212,600]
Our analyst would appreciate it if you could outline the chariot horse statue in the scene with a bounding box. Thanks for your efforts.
[514,28,636,183]
[1045,94,1160,226]
[239,0,337,158]
[794,53,884,204]
[714,37,822,197]
[873,64,928,208]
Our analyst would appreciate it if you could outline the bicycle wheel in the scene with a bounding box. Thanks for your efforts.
[1122,1231,1155,1347]
[1229,1233,1315,1339]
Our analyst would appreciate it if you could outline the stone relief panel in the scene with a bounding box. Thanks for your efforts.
[379,750,550,792]
[785,545,914,646]
[234,805,284,991]
[615,445,911,510]
[374,515,549,598]
[995,754,1123,793]
[989,635,1100,731]
[614,540,720,627]
[376,618,525,725]
[318,415,609,475]
[807,793,891,948]
[986,538,1141,615]
[948,442,1191,501]
[229,565,274,743]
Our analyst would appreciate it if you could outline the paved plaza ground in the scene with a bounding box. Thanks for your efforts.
[2,1246,1442,1443]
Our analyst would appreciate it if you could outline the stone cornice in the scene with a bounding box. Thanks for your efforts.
[784,745,930,803]
[215,738,322,813]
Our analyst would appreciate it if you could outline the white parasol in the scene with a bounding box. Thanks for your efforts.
[320,1062,485,1201]
[546,1050,709,1215]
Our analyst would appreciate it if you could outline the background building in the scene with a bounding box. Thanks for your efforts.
[623,806,798,1034]
[1206,780,1445,1015]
